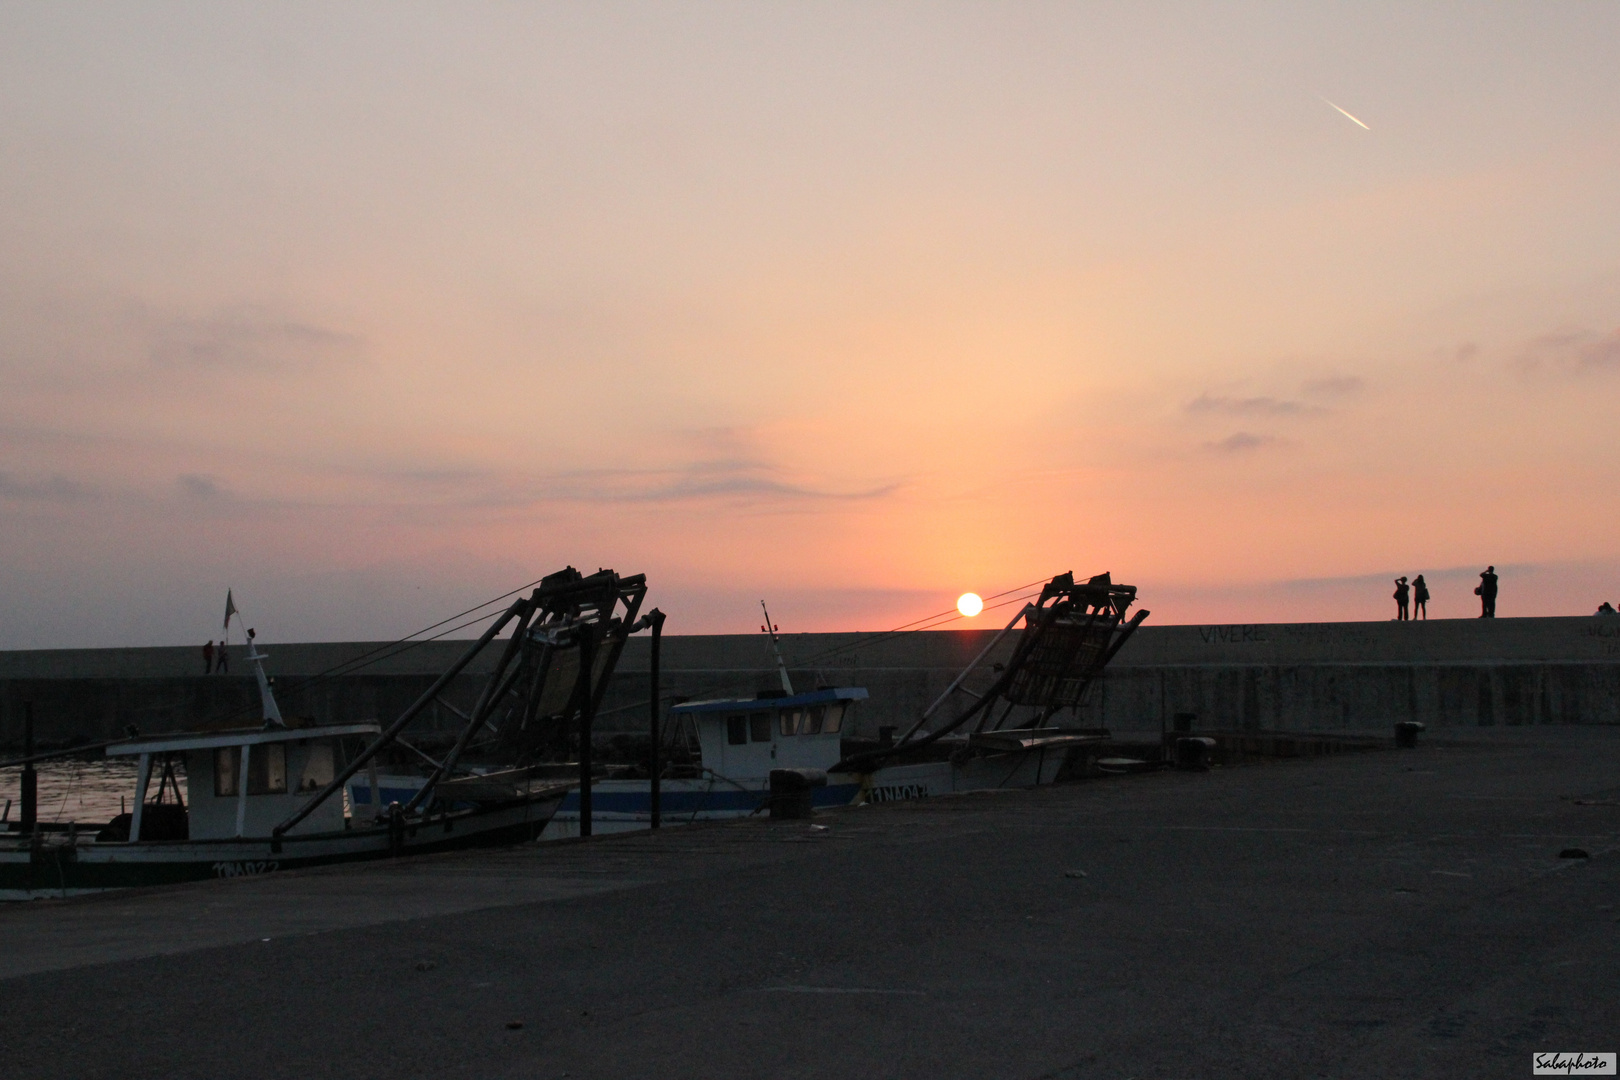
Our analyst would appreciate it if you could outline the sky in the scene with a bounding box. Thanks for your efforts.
[2,2,1619,648]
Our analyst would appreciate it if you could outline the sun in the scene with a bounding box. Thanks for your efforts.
[956,592,983,617]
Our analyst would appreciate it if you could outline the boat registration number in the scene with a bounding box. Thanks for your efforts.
[866,783,929,804]
[212,860,281,879]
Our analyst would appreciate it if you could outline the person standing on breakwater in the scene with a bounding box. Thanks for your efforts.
[1412,575,1429,620]
[202,639,214,674]
[215,640,229,674]
[1475,566,1498,618]
[1393,576,1410,621]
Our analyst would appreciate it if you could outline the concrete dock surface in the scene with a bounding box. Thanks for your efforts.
[2,728,1617,1079]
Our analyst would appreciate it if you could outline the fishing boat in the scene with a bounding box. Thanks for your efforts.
[0,721,569,900]
[533,684,1097,837]
[356,686,875,838]
[0,570,656,900]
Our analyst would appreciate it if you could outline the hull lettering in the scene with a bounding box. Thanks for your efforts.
[212,860,281,879]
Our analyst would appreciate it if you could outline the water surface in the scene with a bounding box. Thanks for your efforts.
[1,758,188,827]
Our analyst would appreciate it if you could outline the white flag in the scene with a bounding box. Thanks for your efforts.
[223,590,238,630]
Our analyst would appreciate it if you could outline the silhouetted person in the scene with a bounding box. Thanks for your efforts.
[1598,601,1617,616]
[202,639,214,674]
[1412,575,1429,620]
[1393,576,1409,620]
[1475,566,1498,618]
[216,640,229,674]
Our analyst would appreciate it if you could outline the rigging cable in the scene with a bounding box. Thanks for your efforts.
[198,576,554,728]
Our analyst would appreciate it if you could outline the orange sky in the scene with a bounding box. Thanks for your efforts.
[2,4,1619,647]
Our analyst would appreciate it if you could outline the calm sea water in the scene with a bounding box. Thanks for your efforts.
[1,758,187,827]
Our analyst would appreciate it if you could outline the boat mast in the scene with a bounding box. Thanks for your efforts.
[759,601,794,695]
[226,601,285,728]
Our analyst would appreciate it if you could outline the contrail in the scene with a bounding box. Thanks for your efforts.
[1321,97,1370,130]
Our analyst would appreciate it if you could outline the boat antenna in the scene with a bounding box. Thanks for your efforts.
[759,600,794,695]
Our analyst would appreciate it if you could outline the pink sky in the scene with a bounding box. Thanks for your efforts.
[2,4,1618,648]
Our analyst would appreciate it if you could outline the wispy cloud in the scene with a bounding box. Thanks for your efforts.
[364,440,900,509]
[1518,328,1620,374]
[1187,393,1320,417]
[177,474,230,500]
[1301,375,1365,398]
[148,308,362,371]
[1434,341,1480,364]
[509,460,899,506]
[518,426,901,507]
[1205,431,1275,453]
[0,471,93,502]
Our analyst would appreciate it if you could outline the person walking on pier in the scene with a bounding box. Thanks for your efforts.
[1412,575,1429,620]
[202,639,214,674]
[1393,576,1410,621]
[1475,566,1498,618]
[215,640,229,674]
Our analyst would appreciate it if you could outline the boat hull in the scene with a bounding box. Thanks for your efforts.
[538,746,1070,838]
[0,792,566,901]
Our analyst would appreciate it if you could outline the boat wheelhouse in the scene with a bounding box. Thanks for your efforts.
[104,722,383,842]
[683,687,867,779]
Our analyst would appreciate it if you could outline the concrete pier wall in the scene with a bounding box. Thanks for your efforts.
[1,616,1617,747]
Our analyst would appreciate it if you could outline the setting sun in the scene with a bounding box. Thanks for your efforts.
[956,593,983,618]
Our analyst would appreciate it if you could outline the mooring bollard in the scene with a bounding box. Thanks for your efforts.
[1174,736,1216,771]
[1395,721,1425,748]
[387,802,405,854]
[769,768,826,819]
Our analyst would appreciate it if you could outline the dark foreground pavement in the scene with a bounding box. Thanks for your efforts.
[1,729,1617,1080]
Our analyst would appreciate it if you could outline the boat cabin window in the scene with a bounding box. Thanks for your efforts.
[777,703,845,735]
[749,713,772,742]
[298,742,334,792]
[213,744,288,797]
[726,715,748,745]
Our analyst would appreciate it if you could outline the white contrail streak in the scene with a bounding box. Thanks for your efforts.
[1320,97,1371,130]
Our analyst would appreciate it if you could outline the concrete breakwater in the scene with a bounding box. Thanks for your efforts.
[1,616,1617,748]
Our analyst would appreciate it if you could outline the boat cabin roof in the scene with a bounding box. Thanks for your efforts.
[670,686,867,716]
[104,722,382,757]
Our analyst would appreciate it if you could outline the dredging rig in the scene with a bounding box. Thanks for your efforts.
[274,565,659,846]
[836,571,1148,774]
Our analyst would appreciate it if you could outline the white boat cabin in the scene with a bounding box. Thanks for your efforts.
[105,723,381,840]
[673,687,867,780]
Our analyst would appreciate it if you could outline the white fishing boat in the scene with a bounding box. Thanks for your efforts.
[550,686,1098,837]
[0,601,574,901]
[0,723,567,900]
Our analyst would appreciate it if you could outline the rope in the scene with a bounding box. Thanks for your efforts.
[596,578,1054,725]
[198,577,552,728]
[197,573,1057,742]
[788,577,1048,668]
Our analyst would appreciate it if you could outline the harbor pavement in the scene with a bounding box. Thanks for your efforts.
[1,727,1617,1079]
